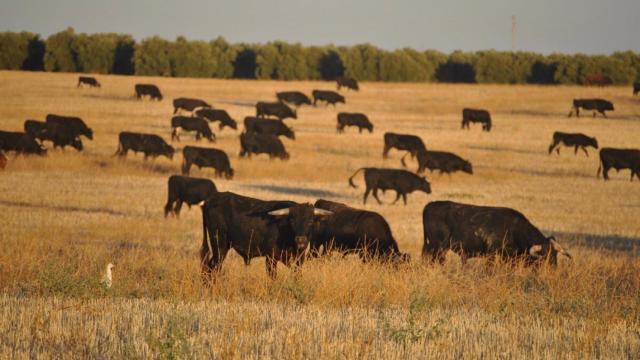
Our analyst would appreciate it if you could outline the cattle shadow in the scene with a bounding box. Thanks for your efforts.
[482,165,597,180]
[465,145,542,156]
[214,99,258,108]
[81,93,140,102]
[547,230,640,256]
[241,184,342,198]
[507,110,562,118]
[0,200,131,217]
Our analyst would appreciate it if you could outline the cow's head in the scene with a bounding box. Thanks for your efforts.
[164,144,175,160]
[280,151,290,161]
[589,137,599,149]
[463,160,473,174]
[528,236,572,266]
[226,167,235,180]
[605,102,614,111]
[290,108,297,119]
[227,118,238,130]
[84,128,94,140]
[71,137,83,151]
[268,204,334,251]
[285,127,295,140]
[338,95,346,104]
[420,176,432,194]
[366,123,374,133]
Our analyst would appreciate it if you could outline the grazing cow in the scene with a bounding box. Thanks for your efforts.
[584,74,613,87]
[634,83,640,96]
[462,108,492,132]
[422,201,572,265]
[0,152,6,169]
[164,175,217,217]
[348,167,431,205]
[115,131,174,160]
[312,90,345,106]
[239,132,289,160]
[171,116,215,142]
[24,120,83,151]
[568,99,614,118]
[310,199,409,263]
[182,146,234,179]
[134,84,163,101]
[0,131,46,155]
[77,76,100,88]
[276,91,312,107]
[244,117,295,140]
[337,113,373,133]
[256,101,297,121]
[402,150,473,175]
[337,77,359,91]
[200,191,333,278]
[173,97,212,114]
[195,109,238,130]
[548,132,598,157]
[597,148,640,181]
[46,114,93,140]
[382,132,427,159]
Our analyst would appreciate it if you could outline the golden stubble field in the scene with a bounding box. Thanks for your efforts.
[0,70,639,358]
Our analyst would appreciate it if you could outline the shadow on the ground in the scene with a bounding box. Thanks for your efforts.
[547,230,640,255]
[241,184,342,198]
[0,200,130,217]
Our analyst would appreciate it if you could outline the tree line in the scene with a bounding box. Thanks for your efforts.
[1,28,639,85]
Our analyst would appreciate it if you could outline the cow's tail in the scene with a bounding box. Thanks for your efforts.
[400,152,410,168]
[348,168,365,188]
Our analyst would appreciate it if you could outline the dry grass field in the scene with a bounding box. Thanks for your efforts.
[1,70,639,359]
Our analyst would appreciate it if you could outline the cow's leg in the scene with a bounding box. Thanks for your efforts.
[556,147,561,155]
[401,193,408,205]
[265,256,278,279]
[195,132,201,141]
[173,200,183,217]
[164,199,174,218]
[391,191,401,204]
[603,165,610,180]
[373,188,383,204]
[171,128,179,142]
[358,127,363,134]
[581,147,589,157]
[382,145,390,158]
[574,145,579,155]
[601,110,607,118]
[548,140,558,154]
[363,187,371,205]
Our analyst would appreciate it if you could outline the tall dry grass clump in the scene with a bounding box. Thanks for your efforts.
[0,70,639,358]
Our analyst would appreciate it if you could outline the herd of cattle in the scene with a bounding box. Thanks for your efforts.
[1,75,639,279]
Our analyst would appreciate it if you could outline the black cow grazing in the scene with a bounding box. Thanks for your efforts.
[310,199,409,263]
[462,108,492,132]
[24,120,83,152]
[46,114,93,140]
[77,76,100,88]
[337,77,359,91]
[244,117,295,140]
[568,99,614,118]
[312,90,345,106]
[422,201,572,265]
[634,83,640,96]
[348,168,431,205]
[276,91,312,107]
[382,132,427,159]
[164,175,217,217]
[134,84,163,101]
[597,148,640,181]
[337,113,373,134]
[548,132,598,157]
[182,146,234,179]
[402,150,473,175]
[195,109,238,130]
[239,132,289,160]
[173,97,212,114]
[171,116,215,142]
[0,131,46,155]
[200,192,333,278]
[115,131,174,160]
[256,101,297,121]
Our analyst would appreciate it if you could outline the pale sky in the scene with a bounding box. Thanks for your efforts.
[2,0,639,54]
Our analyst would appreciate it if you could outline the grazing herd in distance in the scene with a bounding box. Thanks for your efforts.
[0,74,639,279]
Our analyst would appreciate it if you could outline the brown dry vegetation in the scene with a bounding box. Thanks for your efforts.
[0,70,639,359]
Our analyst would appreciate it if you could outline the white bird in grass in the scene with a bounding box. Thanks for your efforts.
[101,263,115,289]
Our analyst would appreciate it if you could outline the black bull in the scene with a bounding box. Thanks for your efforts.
[200,192,333,278]
[422,201,572,265]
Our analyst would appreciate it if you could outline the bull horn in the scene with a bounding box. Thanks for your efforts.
[529,245,544,257]
[268,207,290,216]
[313,208,334,216]
[550,239,572,259]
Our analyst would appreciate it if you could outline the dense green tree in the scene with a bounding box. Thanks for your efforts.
[0,32,44,70]
[210,37,237,78]
[233,45,257,79]
[319,49,344,80]
[44,28,78,72]
[169,37,217,77]
[134,36,172,76]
